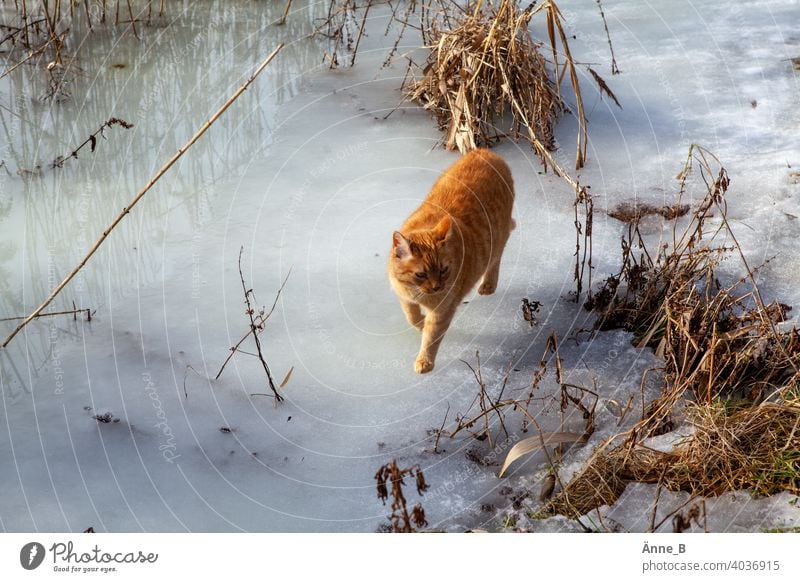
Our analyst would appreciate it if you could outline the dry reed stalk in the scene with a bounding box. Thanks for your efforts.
[277,0,294,26]
[0,44,285,349]
[595,0,619,75]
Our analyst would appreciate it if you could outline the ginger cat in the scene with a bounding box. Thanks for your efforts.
[388,149,515,374]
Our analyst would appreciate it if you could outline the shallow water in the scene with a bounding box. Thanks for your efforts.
[1,0,799,532]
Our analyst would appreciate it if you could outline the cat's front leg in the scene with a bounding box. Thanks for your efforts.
[400,301,425,331]
[415,307,456,373]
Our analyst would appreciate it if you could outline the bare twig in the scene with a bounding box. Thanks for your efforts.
[350,0,371,67]
[429,403,449,454]
[0,306,92,322]
[182,364,203,400]
[236,247,282,402]
[215,267,291,380]
[51,117,133,168]
[595,0,619,74]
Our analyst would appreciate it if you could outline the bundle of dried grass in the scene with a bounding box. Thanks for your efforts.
[549,398,799,518]
[546,445,670,519]
[403,0,592,170]
[589,146,800,411]
[663,399,800,496]
[543,146,800,520]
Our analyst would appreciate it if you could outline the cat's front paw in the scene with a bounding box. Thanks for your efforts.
[414,356,434,374]
[409,316,425,331]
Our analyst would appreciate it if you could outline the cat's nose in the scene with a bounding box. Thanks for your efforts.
[431,283,443,292]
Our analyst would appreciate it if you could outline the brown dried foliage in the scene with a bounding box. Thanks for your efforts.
[545,146,800,520]
[549,398,800,519]
[606,201,690,224]
[375,460,429,533]
[590,146,799,411]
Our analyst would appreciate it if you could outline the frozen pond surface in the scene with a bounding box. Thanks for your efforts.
[1,0,799,532]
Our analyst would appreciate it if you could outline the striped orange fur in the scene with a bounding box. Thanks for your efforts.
[388,149,515,373]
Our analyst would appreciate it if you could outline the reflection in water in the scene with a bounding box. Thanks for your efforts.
[0,1,323,390]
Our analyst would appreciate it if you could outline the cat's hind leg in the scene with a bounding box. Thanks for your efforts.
[401,301,425,330]
[478,259,501,295]
[478,227,512,295]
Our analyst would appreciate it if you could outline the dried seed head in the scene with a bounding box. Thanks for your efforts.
[411,504,428,529]
[375,466,389,504]
[415,469,428,495]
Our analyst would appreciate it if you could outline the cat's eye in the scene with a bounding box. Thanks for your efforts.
[415,272,428,279]
[440,266,449,275]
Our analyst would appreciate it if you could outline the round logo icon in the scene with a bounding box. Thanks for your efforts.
[20,542,46,570]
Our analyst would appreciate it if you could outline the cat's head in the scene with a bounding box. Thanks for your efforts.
[390,216,456,296]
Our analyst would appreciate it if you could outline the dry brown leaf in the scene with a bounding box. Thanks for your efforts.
[498,431,585,477]
[279,366,294,389]
[588,66,622,109]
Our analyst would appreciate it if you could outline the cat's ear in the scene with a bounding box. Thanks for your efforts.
[432,215,452,241]
[393,231,412,259]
